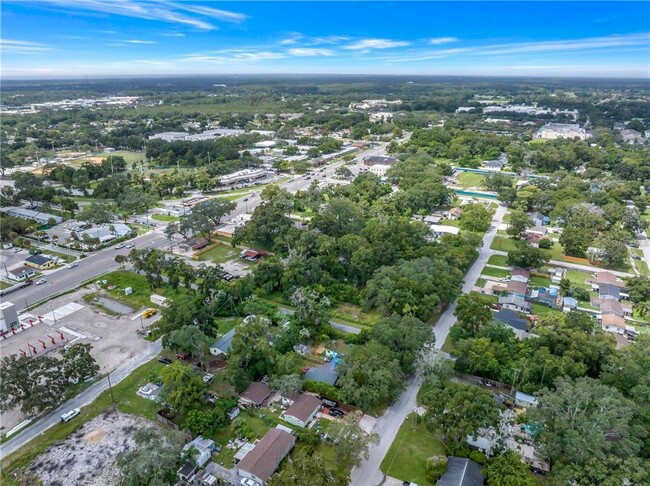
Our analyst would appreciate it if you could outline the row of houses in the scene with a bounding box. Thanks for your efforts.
[590,272,638,340]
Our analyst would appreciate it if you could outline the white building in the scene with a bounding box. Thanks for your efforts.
[219,168,267,185]
[535,123,591,140]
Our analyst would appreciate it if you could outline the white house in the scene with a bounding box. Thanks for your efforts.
[281,394,321,428]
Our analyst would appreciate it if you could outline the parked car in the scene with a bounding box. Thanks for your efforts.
[67,262,78,269]
[175,353,186,360]
[143,308,157,319]
[35,278,47,285]
[158,357,172,365]
[241,478,260,486]
[115,243,125,250]
[329,408,344,417]
[125,242,135,248]
[13,247,21,253]
[60,408,81,423]
[138,386,153,397]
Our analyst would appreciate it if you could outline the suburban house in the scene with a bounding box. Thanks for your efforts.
[525,225,548,237]
[494,309,528,332]
[240,248,270,261]
[447,207,463,220]
[303,366,339,386]
[182,435,219,468]
[515,391,539,408]
[510,268,530,283]
[600,314,626,334]
[598,299,632,317]
[436,457,484,486]
[424,214,443,225]
[528,286,561,308]
[562,297,578,312]
[599,283,621,300]
[24,255,56,270]
[498,295,531,313]
[180,237,210,252]
[209,328,236,357]
[548,267,566,284]
[506,281,528,298]
[429,225,461,237]
[595,272,625,290]
[8,266,36,281]
[238,381,272,408]
[529,211,550,226]
[78,223,133,243]
[227,406,240,421]
[237,428,296,486]
[281,394,322,428]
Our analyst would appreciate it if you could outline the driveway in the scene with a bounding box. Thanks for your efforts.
[350,204,508,486]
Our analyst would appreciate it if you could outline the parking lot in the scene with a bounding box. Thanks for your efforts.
[0,287,154,433]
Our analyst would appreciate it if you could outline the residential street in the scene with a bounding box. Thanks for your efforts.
[0,339,163,460]
[349,204,508,486]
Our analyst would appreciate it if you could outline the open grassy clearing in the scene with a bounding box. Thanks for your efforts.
[481,267,510,278]
[151,213,179,222]
[380,413,446,486]
[198,243,239,263]
[487,254,509,267]
[455,172,485,189]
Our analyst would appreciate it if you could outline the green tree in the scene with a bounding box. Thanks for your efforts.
[270,374,303,396]
[485,451,538,486]
[116,427,185,486]
[507,210,533,239]
[289,287,332,330]
[61,343,99,382]
[311,198,365,238]
[269,449,346,486]
[160,362,206,414]
[454,292,493,335]
[337,341,404,410]
[421,381,500,443]
[370,315,434,373]
[227,316,277,391]
[327,419,380,468]
[162,325,209,359]
[459,203,492,233]
[0,354,67,415]
[507,241,549,269]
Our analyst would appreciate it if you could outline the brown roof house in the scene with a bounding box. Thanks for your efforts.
[239,381,272,408]
[601,314,626,335]
[237,428,296,486]
[510,268,531,283]
[447,207,463,220]
[596,272,625,289]
[281,394,321,428]
[507,280,528,298]
[180,237,210,252]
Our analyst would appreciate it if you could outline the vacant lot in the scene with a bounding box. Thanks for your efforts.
[28,409,154,486]
[380,413,445,486]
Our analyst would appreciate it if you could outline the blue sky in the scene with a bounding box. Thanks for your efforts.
[1,1,649,78]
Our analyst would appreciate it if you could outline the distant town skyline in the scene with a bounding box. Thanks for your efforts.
[1,1,649,79]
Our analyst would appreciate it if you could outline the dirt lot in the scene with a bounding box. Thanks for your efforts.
[0,288,154,434]
[28,409,155,486]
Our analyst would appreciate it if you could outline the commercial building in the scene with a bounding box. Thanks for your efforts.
[1,207,63,225]
[535,123,591,140]
[0,302,19,333]
[219,168,267,185]
[25,255,56,270]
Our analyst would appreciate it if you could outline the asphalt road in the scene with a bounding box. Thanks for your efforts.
[8,230,169,312]
[349,204,508,486]
[0,339,162,460]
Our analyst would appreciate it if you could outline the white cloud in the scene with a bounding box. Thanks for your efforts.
[344,38,410,50]
[160,32,185,37]
[122,39,156,44]
[38,0,247,30]
[0,39,51,54]
[428,37,458,45]
[279,38,298,45]
[288,48,334,57]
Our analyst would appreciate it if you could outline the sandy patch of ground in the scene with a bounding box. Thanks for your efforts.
[28,409,154,486]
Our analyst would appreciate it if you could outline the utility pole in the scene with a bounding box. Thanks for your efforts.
[107,371,115,403]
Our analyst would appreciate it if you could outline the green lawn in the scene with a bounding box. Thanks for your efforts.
[456,172,485,189]
[476,278,486,288]
[481,267,510,278]
[490,236,519,252]
[198,244,239,263]
[563,269,593,290]
[440,219,460,228]
[380,414,447,485]
[331,304,381,327]
[529,275,551,287]
[487,254,509,267]
[151,214,180,222]
[42,249,76,264]
[531,303,562,316]
[99,270,190,310]
[0,280,11,290]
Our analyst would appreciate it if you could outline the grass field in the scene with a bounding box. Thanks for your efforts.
[455,172,485,189]
[198,244,238,263]
[490,236,520,253]
[0,280,12,290]
[481,266,510,278]
[487,254,509,267]
[99,270,189,310]
[530,275,551,287]
[380,414,446,485]
[531,303,562,316]
[331,304,381,328]
[151,214,179,222]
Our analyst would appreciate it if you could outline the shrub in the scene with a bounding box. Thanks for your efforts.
[538,238,552,249]
[425,456,448,482]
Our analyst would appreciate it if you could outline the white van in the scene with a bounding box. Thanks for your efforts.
[60,408,81,423]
